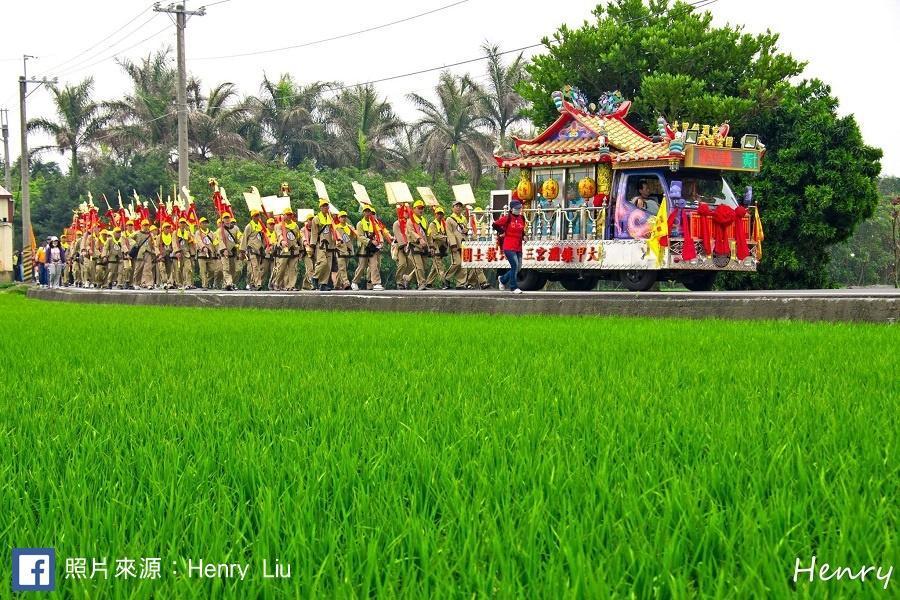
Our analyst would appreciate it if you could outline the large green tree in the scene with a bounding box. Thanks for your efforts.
[519,0,881,288]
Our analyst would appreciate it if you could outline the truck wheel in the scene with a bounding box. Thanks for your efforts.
[681,272,717,291]
[516,270,547,291]
[560,276,597,291]
[619,270,656,292]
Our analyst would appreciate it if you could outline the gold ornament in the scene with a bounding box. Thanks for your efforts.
[578,177,596,199]
[541,178,559,200]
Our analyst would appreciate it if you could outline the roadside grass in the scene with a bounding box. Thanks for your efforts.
[1,294,897,598]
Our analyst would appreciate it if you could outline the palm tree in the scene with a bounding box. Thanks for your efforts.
[323,84,402,170]
[27,77,108,178]
[408,71,493,185]
[104,49,177,159]
[252,74,330,168]
[187,78,252,160]
[479,42,528,153]
[388,124,425,171]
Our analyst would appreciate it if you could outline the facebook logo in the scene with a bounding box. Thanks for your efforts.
[12,548,55,592]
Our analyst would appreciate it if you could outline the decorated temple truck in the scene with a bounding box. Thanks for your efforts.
[461,87,766,291]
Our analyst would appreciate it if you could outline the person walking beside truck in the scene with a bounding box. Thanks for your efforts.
[494,200,527,294]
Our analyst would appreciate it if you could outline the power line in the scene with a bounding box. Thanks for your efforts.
[194,0,472,61]
[53,13,164,79]
[57,23,171,79]
[42,5,154,74]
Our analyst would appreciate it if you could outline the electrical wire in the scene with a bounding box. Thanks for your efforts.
[193,0,471,60]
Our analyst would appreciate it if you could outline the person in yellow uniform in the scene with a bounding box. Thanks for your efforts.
[426,206,449,289]
[101,227,124,288]
[445,201,469,289]
[310,199,336,291]
[352,204,388,291]
[217,213,242,290]
[194,217,217,289]
[405,200,429,290]
[94,228,110,288]
[274,208,301,291]
[131,220,152,288]
[119,221,135,289]
[80,224,100,288]
[334,210,356,290]
[299,212,315,290]
[158,222,177,289]
[240,209,267,290]
[174,218,196,289]
[392,205,416,289]
[261,217,278,290]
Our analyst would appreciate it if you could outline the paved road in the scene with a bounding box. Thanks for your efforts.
[28,286,899,323]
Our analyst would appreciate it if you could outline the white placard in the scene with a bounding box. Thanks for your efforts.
[263,195,291,215]
[452,183,476,206]
[386,181,413,205]
[313,178,330,202]
[416,187,440,206]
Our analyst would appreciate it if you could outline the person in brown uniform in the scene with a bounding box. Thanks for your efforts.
[80,224,100,288]
[173,218,196,289]
[131,220,152,288]
[445,201,469,288]
[218,213,242,290]
[274,208,301,291]
[94,229,110,287]
[240,209,267,290]
[391,204,413,289]
[137,224,159,288]
[261,217,278,290]
[102,227,124,288]
[311,199,337,291]
[299,212,315,290]
[334,210,356,290]
[194,217,217,288]
[352,204,388,291]
[426,206,449,289]
[406,200,430,290]
[120,221,135,289]
[158,222,177,289]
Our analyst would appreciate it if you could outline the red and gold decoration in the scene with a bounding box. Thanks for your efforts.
[578,177,596,199]
[541,178,559,201]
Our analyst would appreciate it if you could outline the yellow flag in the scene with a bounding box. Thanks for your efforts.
[753,208,764,259]
[647,197,668,266]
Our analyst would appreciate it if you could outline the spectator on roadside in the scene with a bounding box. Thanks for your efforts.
[36,240,48,286]
[46,237,65,288]
[494,200,527,294]
[13,250,21,282]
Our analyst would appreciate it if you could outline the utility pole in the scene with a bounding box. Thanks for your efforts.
[1,109,10,191]
[154,1,205,192]
[18,54,56,269]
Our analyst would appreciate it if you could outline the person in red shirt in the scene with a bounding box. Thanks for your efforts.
[493,200,527,293]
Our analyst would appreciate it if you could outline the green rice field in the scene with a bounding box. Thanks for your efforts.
[1,291,897,598]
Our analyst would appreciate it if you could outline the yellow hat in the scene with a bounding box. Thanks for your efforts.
[434,205,445,214]
[216,218,223,225]
[250,209,261,217]
[413,199,425,208]
[140,219,150,226]
[338,210,348,217]
[361,204,373,212]
[318,198,329,206]
[283,208,294,215]
[199,216,208,223]
[162,222,172,229]
[149,225,158,231]
[304,212,314,220]
[266,218,275,225]
[473,207,484,213]
[222,212,232,219]
[178,217,188,224]
[113,227,122,232]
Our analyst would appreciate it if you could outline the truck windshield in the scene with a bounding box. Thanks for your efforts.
[674,174,738,208]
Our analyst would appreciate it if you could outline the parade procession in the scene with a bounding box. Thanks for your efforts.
[36,87,767,294]
[46,177,495,292]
